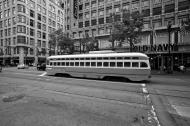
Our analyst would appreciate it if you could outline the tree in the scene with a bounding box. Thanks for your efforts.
[108,13,124,50]
[49,29,74,55]
[80,32,99,53]
[57,33,74,54]
[110,10,144,52]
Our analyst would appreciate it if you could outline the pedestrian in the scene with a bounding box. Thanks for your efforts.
[179,65,185,73]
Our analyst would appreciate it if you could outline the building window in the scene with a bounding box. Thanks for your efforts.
[17,4,26,13]
[79,4,83,11]
[42,32,46,39]
[42,41,46,48]
[29,0,35,9]
[85,2,90,9]
[42,7,46,14]
[12,17,16,25]
[13,37,16,45]
[37,22,41,29]
[0,21,2,28]
[30,38,34,46]
[42,16,46,23]
[37,31,41,38]
[8,28,11,36]
[30,28,34,36]
[98,28,104,35]
[91,19,97,26]
[42,24,46,31]
[85,21,89,27]
[4,20,8,27]
[153,7,162,15]
[12,7,16,15]
[17,36,26,44]
[154,0,161,4]
[142,9,150,17]
[0,12,2,19]
[106,6,112,14]
[79,22,83,28]
[30,19,34,27]
[38,14,41,21]
[30,10,35,18]
[99,10,104,16]
[0,30,3,37]
[178,0,189,11]
[165,4,175,13]
[114,5,120,13]
[37,40,41,47]
[13,27,16,35]
[17,25,26,33]
[18,15,26,23]
[37,4,41,12]
[4,10,7,18]
[79,13,83,19]
[85,12,89,19]
[98,18,104,24]
[142,0,150,8]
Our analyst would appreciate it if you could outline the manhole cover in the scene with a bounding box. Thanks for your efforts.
[2,94,25,102]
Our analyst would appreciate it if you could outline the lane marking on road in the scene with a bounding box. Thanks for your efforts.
[172,105,190,118]
[39,72,47,76]
[141,83,161,126]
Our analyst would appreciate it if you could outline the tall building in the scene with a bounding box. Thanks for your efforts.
[65,0,190,70]
[0,0,65,66]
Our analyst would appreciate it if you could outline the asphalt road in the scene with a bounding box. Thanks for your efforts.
[0,67,189,126]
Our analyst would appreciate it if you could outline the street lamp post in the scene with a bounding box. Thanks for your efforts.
[167,21,173,74]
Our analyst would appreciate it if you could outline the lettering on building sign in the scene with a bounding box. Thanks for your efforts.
[133,44,178,52]
[73,0,78,19]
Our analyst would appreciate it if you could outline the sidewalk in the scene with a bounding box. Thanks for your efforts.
[151,70,190,76]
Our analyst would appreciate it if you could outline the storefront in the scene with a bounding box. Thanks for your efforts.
[133,43,190,71]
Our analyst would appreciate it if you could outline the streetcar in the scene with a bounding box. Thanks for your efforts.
[46,51,151,81]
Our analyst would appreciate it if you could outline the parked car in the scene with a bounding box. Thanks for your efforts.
[37,63,46,71]
[17,64,29,69]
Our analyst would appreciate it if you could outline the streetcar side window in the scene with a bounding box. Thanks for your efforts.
[91,62,96,67]
[117,62,123,67]
[140,62,148,68]
[117,57,123,60]
[132,57,139,60]
[103,62,109,67]
[50,62,53,66]
[97,57,102,60]
[53,62,56,66]
[80,62,84,66]
[110,57,116,60]
[97,62,102,67]
[75,62,79,66]
[103,57,109,60]
[110,62,115,67]
[57,62,60,66]
[62,62,65,66]
[91,57,96,60]
[66,62,69,66]
[70,62,74,66]
[124,62,131,67]
[124,57,131,59]
[86,62,90,66]
[132,62,139,67]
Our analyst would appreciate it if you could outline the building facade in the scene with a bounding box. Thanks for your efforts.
[0,0,65,66]
[64,0,190,70]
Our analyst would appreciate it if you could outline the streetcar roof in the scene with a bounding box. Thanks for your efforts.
[47,52,149,59]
